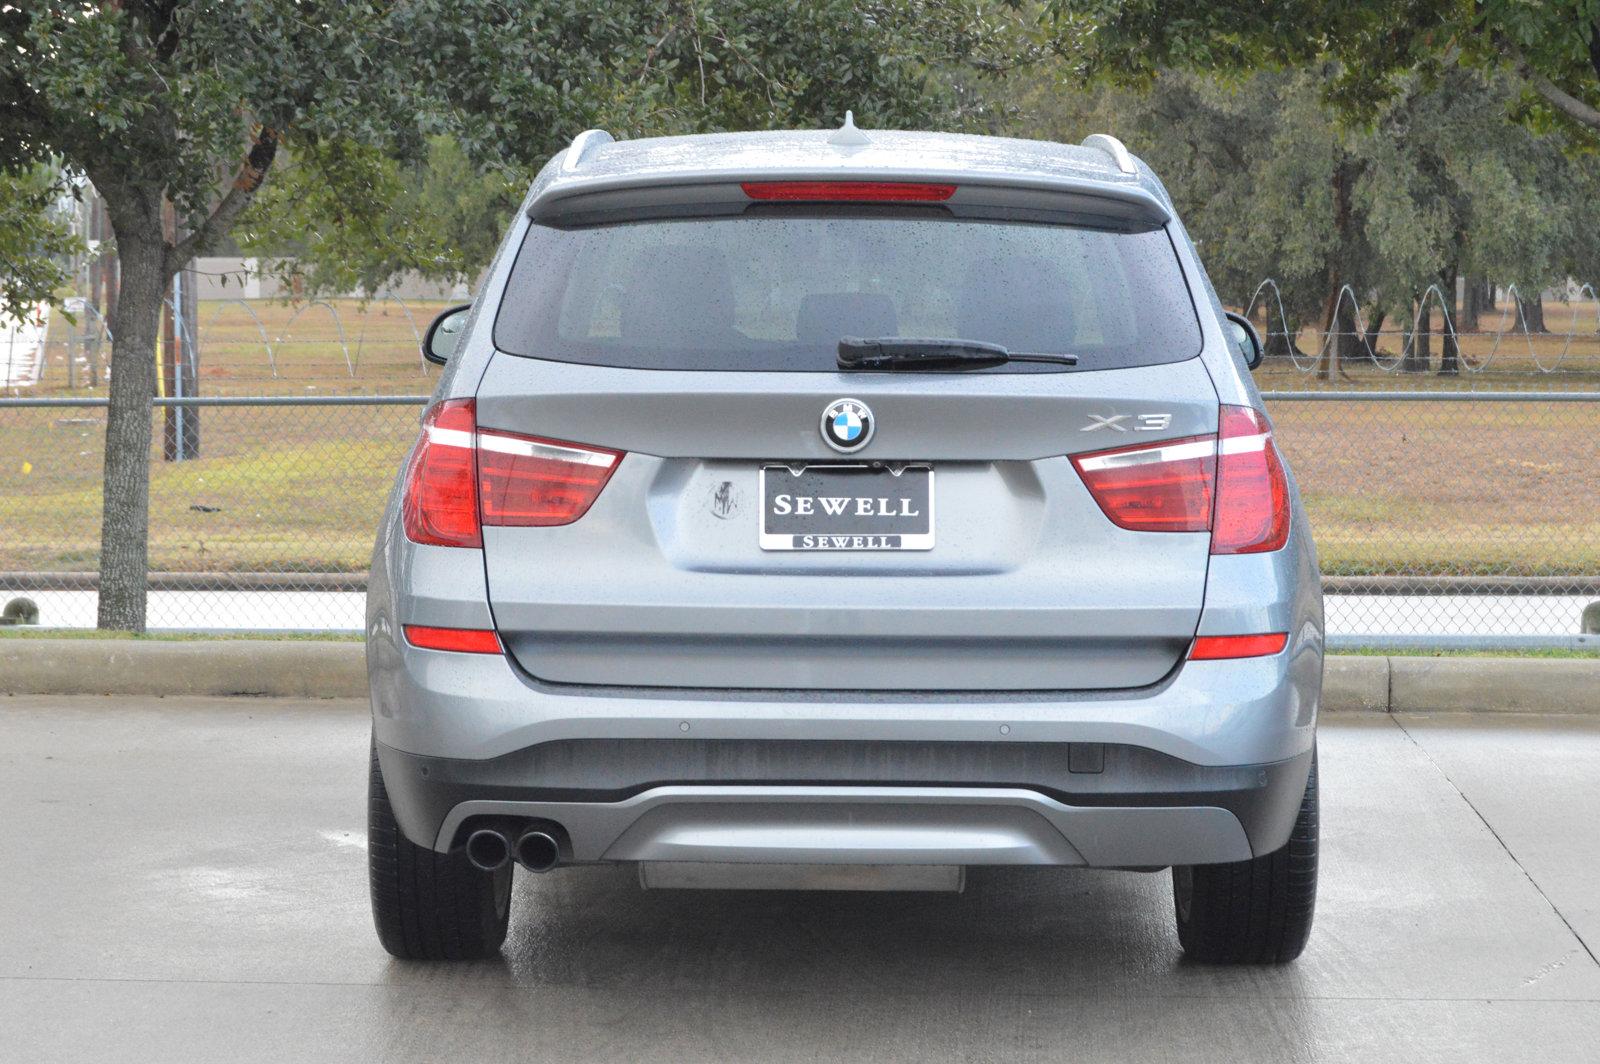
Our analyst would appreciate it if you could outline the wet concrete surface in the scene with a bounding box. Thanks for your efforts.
[1,698,1596,1063]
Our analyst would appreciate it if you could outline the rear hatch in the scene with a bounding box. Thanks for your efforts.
[477,187,1218,690]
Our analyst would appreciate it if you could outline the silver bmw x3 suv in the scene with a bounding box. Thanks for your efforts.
[366,119,1323,963]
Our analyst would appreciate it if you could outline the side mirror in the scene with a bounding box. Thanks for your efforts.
[1223,311,1263,370]
[422,304,472,366]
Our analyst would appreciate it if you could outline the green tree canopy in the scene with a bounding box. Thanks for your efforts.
[1014,59,1600,375]
[1043,1,1600,138]
[0,166,80,322]
[237,1,1023,295]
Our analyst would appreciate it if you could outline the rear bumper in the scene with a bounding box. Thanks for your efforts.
[369,616,1322,770]
[367,535,1322,869]
[376,738,1313,866]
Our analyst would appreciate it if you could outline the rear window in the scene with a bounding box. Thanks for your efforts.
[494,209,1201,372]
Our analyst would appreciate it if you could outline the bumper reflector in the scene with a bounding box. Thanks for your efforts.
[1189,632,1288,660]
[403,625,503,654]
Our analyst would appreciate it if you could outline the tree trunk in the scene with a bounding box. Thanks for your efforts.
[96,197,167,632]
[1333,294,1364,366]
[1438,264,1461,376]
[1461,274,1483,333]
[1403,293,1430,373]
[1314,161,1357,381]
[1315,285,1339,381]
[1517,291,1547,333]
[1363,309,1387,359]
[85,133,276,630]
[1263,315,1301,360]
[1316,289,1366,377]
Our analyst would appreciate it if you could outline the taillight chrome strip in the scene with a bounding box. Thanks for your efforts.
[476,431,618,466]
[423,425,475,449]
[1073,436,1217,471]
[422,421,619,466]
[1218,432,1270,455]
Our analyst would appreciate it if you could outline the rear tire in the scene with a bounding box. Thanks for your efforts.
[368,739,512,960]
[1171,752,1318,964]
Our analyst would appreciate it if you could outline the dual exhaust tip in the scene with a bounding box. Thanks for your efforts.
[465,826,561,873]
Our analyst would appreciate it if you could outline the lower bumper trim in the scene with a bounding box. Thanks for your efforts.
[434,785,1254,868]
[638,862,966,892]
[376,739,1313,863]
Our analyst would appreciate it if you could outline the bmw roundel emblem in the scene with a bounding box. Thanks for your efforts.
[821,398,874,452]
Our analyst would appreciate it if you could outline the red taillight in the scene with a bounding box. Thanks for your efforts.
[1189,633,1288,660]
[1071,434,1217,532]
[1211,405,1290,554]
[1070,405,1290,552]
[740,181,957,202]
[478,431,622,527]
[403,624,503,654]
[402,399,481,548]
[401,399,623,545]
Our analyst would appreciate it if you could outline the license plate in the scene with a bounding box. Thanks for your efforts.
[759,465,934,551]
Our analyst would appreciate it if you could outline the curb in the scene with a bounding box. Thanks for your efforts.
[1322,656,1389,712]
[1,640,1596,713]
[0,639,367,699]
[1388,655,1599,714]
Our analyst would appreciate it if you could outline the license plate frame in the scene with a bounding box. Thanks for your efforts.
[758,464,934,551]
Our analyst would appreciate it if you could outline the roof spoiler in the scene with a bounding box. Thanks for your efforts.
[532,128,1167,230]
[529,180,1168,232]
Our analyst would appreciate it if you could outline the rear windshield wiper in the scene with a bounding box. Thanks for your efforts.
[837,336,1079,371]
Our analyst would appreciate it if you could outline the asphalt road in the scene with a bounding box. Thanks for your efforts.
[1,698,1597,1063]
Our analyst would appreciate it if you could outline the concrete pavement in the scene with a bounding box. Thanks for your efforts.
[1,698,1597,1063]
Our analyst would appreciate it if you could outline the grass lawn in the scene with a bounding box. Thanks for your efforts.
[5,402,415,572]
[1269,399,1600,575]
[27,297,451,398]
[3,297,1598,577]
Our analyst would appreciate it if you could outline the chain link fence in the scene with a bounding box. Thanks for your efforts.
[4,296,447,394]
[1267,392,1599,647]
[4,290,1599,645]
[2,389,1597,646]
[1,396,418,631]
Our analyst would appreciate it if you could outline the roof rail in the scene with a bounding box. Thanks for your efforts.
[560,129,614,174]
[1081,133,1136,175]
